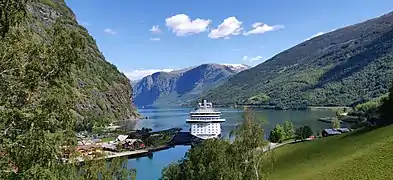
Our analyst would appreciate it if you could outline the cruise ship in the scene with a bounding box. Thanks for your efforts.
[186,100,226,140]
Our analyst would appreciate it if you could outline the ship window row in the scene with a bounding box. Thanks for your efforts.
[193,129,219,134]
[190,118,221,120]
[194,124,219,128]
[190,113,221,115]
[193,127,219,131]
[193,127,219,130]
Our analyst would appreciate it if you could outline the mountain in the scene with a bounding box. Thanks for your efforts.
[130,80,139,87]
[24,0,140,123]
[133,64,249,107]
[202,12,393,109]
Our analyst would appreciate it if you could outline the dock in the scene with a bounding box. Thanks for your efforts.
[106,149,149,159]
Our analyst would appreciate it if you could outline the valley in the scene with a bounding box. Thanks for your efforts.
[133,64,249,107]
[2,0,393,180]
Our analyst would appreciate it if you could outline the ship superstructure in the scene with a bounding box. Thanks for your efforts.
[186,100,226,139]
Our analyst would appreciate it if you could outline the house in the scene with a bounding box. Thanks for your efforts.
[123,139,145,150]
[101,143,117,152]
[322,129,342,137]
[78,139,93,146]
[336,128,350,133]
[75,144,103,156]
[116,135,129,143]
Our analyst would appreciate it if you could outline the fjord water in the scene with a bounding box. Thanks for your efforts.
[127,107,335,180]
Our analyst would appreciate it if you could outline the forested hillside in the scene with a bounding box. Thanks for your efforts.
[202,12,393,109]
[28,0,140,127]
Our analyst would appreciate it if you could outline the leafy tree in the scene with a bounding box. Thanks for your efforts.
[295,126,313,141]
[379,85,393,125]
[336,109,344,117]
[332,118,341,129]
[269,121,294,143]
[161,162,183,180]
[302,126,313,139]
[0,0,28,38]
[295,127,303,141]
[0,3,135,179]
[230,108,274,180]
[282,121,295,140]
[269,124,284,143]
[161,108,275,180]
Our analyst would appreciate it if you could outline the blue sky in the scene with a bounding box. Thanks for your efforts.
[65,0,393,80]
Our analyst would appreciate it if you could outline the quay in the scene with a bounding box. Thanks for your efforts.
[106,149,149,159]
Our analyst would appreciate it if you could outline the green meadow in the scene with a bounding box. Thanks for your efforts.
[267,125,393,180]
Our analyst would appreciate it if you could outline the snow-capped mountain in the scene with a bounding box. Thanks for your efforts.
[133,63,249,107]
[221,64,250,72]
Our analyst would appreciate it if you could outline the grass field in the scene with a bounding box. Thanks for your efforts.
[100,137,115,142]
[267,125,393,180]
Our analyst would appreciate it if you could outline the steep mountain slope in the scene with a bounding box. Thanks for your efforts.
[26,0,140,123]
[203,12,393,109]
[133,64,249,107]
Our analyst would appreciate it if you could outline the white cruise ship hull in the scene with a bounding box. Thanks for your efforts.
[191,133,221,140]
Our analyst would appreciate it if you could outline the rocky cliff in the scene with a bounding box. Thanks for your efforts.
[28,0,140,123]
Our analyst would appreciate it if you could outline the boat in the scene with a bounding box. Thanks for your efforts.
[186,99,226,140]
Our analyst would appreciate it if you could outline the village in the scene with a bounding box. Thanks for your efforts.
[63,126,188,162]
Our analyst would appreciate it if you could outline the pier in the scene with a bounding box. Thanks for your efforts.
[106,149,150,159]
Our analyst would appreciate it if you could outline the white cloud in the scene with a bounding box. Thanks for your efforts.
[165,14,211,36]
[243,22,284,36]
[242,55,264,62]
[124,69,174,80]
[251,56,263,62]
[232,48,242,51]
[150,37,161,41]
[208,17,243,39]
[306,32,325,40]
[104,28,117,35]
[149,25,162,34]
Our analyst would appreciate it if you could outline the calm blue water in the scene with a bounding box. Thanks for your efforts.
[127,107,335,180]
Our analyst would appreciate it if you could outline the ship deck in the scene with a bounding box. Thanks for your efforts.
[186,119,226,123]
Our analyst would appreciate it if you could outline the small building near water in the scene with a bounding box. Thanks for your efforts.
[123,139,145,150]
[336,128,350,133]
[116,135,129,143]
[322,128,351,137]
[322,129,342,137]
[115,135,145,150]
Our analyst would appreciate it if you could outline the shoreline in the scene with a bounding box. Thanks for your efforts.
[180,104,350,111]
